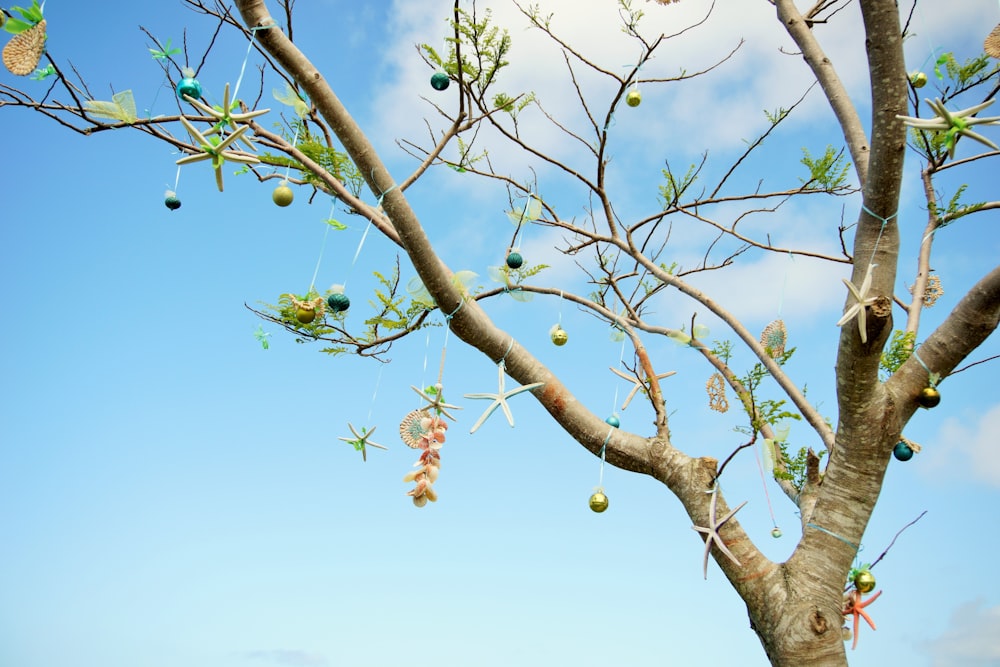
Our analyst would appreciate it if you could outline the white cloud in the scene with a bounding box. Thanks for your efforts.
[924,599,1000,667]
[922,403,1000,488]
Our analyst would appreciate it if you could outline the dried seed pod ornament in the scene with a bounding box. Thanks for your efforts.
[3,19,46,76]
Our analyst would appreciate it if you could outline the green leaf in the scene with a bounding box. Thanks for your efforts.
[324,218,347,230]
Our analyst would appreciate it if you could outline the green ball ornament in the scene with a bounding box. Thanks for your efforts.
[918,386,941,408]
[626,89,642,107]
[589,491,609,513]
[176,77,203,101]
[605,415,620,428]
[550,325,568,346]
[910,71,928,88]
[854,570,876,594]
[295,307,316,324]
[506,252,523,269]
[771,527,783,539]
[893,441,914,461]
[430,72,450,91]
[163,190,181,211]
[327,293,350,312]
[272,183,294,207]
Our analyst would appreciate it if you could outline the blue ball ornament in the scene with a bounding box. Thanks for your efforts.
[605,415,620,428]
[176,77,203,101]
[893,441,914,461]
[327,293,350,313]
[506,252,523,269]
[430,72,450,91]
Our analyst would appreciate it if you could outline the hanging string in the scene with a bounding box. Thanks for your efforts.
[366,363,385,424]
[753,437,780,532]
[597,428,612,487]
[282,124,301,182]
[610,321,626,416]
[172,164,181,192]
[777,252,795,318]
[861,204,895,268]
[308,218,332,292]
[230,25,270,105]
[806,523,860,553]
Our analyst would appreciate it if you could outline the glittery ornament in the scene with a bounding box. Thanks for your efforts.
[272,183,294,207]
[626,89,641,107]
[760,319,787,358]
[605,415,620,428]
[917,386,941,408]
[430,72,450,91]
[550,325,568,346]
[854,570,876,594]
[910,71,928,88]
[893,441,914,461]
[2,19,47,76]
[176,76,203,101]
[589,491,609,513]
[327,292,350,312]
[506,252,523,269]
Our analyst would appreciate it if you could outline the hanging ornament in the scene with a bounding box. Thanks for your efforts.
[175,68,203,101]
[605,414,620,428]
[550,324,568,346]
[626,89,642,107]
[589,490,609,513]
[327,292,350,313]
[854,570,876,594]
[893,441,914,461]
[272,182,294,207]
[909,71,928,88]
[430,71,450,91]
[2,18,47,76]
[760,319,787,358]
[163,189,181,211]
[706,372,729,413]
[289,294,325,324]
[771,527,783,539]
[917,386,941,408]
[506,251,523,269]
[985,24,1000,59]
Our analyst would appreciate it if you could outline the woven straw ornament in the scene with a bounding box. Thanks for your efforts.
[3,19,47,76]
[986,24,1000,59]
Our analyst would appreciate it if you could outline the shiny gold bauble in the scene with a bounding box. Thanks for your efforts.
[272,184,294,207]
[626,90,642,107]
[918,386,941,408]
[550,326,568,346]
[295,307,316,324]
[854,570,876,594]
[589,492,609,513]
[910,71,928,88]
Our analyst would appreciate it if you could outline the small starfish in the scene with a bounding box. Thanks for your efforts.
[609,365,676,410]
[176,116,261,191]
[463,361,544,433]
[183,82,270,130]
[836,263,878,344]
[897,97,1000,158]
[843,588,881,650]
[691,486,747,580]
[337,423,387,462]
[410,383,462,422]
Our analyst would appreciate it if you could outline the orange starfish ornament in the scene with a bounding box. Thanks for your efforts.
[843,588,881,650]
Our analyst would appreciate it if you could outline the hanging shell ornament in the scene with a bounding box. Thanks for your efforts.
[3,19,47,76]
[550,324,568,346]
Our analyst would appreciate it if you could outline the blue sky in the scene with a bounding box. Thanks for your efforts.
[1,1,999,666]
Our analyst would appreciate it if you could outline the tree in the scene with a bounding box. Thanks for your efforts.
[2,0,998,664]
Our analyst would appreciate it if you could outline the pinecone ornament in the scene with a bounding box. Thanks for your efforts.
[3,19,47,76]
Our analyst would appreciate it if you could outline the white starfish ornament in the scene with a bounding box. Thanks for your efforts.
[836,263,878,344]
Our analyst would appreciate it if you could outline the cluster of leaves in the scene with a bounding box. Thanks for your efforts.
[928,183,986,226]
[2,0,43,34]
[261,121,364,197]
[879,329,915,379]
[799,145,851,192]
[658,163,699,209]
[774,441,826,492]
[422,6,511,94]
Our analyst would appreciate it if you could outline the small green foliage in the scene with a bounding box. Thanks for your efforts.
[422,6,511,92]
[764,106,790,125]
[799,145,850,191]
[658,164,698,208]
[149,38,182,61]
[262,121,363,197]
[933,52,995,87]
[774,444,826,492]
[880,329,915,379]
[3,0,44,34]
[930,184,986,226]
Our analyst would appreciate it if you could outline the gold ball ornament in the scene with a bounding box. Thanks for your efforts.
[295,307,316,324]
[550,325,568,346]
[626,89,642,107]
[909,71,928,88]
[854,570,876,594]
[589,491,609,513]
[918,386,941,408]
[272,183,294,207]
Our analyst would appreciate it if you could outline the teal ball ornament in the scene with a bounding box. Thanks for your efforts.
[893,441,914,461]
[327,293,350,313]
[164,190,181,211]
[430,72,450,91]
[771,527,783,539]
[605,415,620,428]
[176,77,202,101]
[506,252,523,269]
